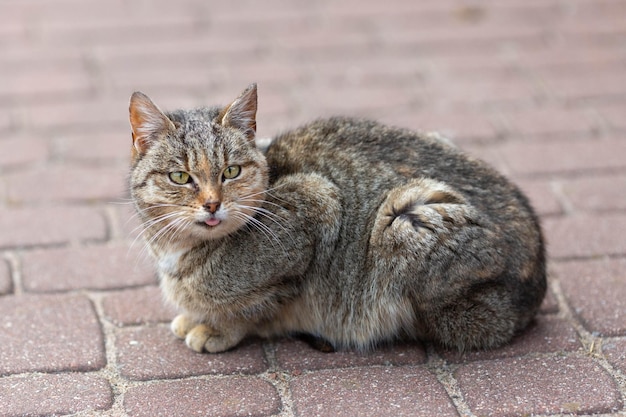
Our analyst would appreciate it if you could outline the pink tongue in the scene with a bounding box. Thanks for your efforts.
[205,218,221,227]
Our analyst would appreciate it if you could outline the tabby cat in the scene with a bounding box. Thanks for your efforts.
[128,84,546,353]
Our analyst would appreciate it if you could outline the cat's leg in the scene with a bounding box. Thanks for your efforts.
[369,178,517,350]
[171,314,247,353]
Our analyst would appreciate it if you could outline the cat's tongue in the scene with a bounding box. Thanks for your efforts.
[205,218,221,227]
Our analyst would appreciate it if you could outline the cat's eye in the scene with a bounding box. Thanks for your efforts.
[169,171,192,185]
[222,165,241,181]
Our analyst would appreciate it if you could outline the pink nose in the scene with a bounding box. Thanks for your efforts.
[204,201,221,213]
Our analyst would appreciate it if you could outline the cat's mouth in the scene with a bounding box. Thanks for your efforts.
[204,218,221,227]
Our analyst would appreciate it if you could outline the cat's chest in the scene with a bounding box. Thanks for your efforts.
[157,249,188,276]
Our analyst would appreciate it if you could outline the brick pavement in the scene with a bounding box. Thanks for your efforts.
[1,0,625,416]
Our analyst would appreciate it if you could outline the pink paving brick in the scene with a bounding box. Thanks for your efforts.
[0,294,105,375]
[553,258,626,336]
[5,165,128,204]
[560,173,626,212]
[379,107,500,143]
[0,136,49,169]
[602,338,626,374]
[15,99,129,133]
[0,65,93,102]
[275,338,426,372]
[101,285,175,326]
[540,283,559,314]
[500,137,626,176]
[498,105,600,138]
[21,244,156,292]
[543,213,626,259]
[514,179,563,217]
[540,68,626,102]
[0,373,112,416]
[440,315,581,362]
[0,206,107,249]
[456,355,623,416]
[53,129,131,163]
[0,259,12,295]
[115,326,268,380]
[123,377,280,417]
[290,366,458,417]
[598,102,626,131]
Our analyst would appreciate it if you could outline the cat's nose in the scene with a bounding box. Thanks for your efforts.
[204,201,221,213]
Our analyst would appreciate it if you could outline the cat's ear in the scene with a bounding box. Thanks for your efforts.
[220,83,257,140]
[129,92,175,157]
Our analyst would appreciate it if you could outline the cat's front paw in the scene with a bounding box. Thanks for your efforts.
[185,325,241,353]
[171,314,195,339]
[171,314,246,353]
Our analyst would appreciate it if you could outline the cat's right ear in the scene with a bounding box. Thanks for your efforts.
[129,92,175,158]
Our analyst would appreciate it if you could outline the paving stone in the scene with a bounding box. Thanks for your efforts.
[543,213,626,259]
[0,294,105,375]
[0,258,12,295]
[102,285,175,326]
[0,373,112,416]
[427,74,542,107]
[540,283,559,314]
[0,206,107,249]
[380,108,499,142]
[500,138,626,176]
[456,355,623,416]
[276,338,426,372]
[498,106,599,138]
[554,258,626,336]
[21,244,156,292]
[602,338,626,374]
[17,99,128,133]
[111,202,145,241]
[290,366,458,417]
[0,136,49,169]
[440,315,580,363]
[53,129,132,163]
[0,63,92,102]
[598,103,626,131]
[116,325,268,380]
[541,68,626,101]
[123,377,280,417]
[515,179,563,217]
[5,165,128,204]
[560,174,626,212]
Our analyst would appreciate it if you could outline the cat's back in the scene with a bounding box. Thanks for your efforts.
[265,116,540,245]
[266,117,512,203]
[266,117,423,178]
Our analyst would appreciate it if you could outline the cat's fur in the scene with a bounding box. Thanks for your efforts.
[128,84,546,353]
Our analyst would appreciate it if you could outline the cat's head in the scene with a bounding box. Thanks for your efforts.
[128,84,269,248]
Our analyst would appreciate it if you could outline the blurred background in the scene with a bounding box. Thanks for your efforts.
[1,0,625,264]
[2,0,626,254]
[2,0,624,159]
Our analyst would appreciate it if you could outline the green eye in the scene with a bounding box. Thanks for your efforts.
[169,171,192,185]
[223,165,241,180]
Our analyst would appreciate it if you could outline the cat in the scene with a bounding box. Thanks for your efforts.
[128,83,546,353]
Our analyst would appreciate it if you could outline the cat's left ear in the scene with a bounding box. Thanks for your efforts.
[129,92,175,157]
[220,83,257,141]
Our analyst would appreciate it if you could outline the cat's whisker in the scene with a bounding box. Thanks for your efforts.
[231,212,287,255]
[128,210,186,251]
[241,182,287,201]
[240,197,286,212]
[124,203,186,235]
[133,210,189,257]
[237,203,294,242]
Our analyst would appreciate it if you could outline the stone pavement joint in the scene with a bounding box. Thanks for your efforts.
[1,0,626,416]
